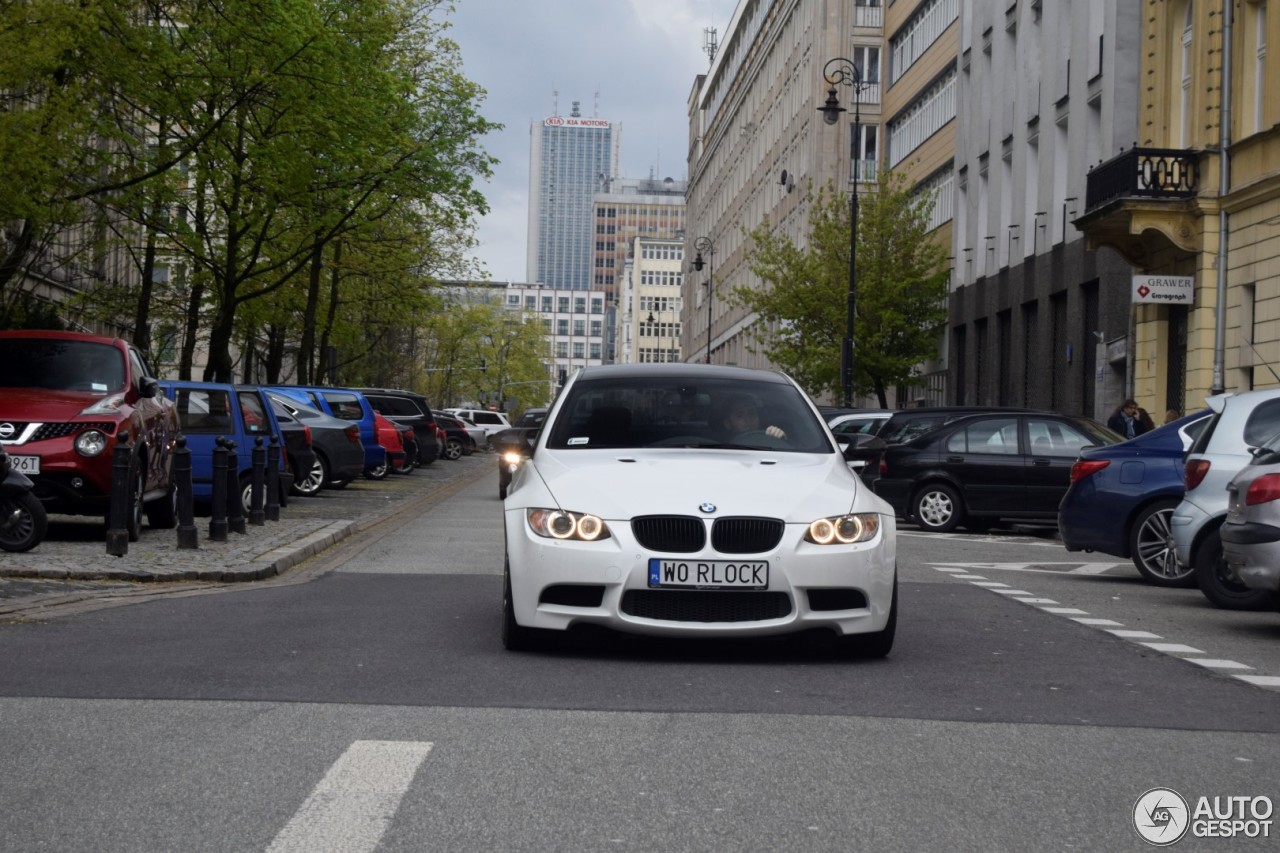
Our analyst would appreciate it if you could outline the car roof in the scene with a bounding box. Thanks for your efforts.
[0,330,121,345]
[572,363,793,385]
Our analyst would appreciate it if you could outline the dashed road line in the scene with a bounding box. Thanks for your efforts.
[928,564,1279,692]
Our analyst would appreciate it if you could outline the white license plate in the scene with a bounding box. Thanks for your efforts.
[647,559,768,589]
[9,455,39,475]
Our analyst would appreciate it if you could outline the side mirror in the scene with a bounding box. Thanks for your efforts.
[139,376,159,398]
[494,427,538,459]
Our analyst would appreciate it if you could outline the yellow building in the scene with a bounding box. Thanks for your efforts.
[1076,0,1279,413]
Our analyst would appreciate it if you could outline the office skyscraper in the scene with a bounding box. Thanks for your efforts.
[526,100,620,291]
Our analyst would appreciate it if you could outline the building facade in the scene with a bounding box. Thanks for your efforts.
[948,0,1140,420]
[684,0,885,397]
[503,283,608,386]
[1077,0,1280,412]
[526,102,621,291]
[615,237,685,364]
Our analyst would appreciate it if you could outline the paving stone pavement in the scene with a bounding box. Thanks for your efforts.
[0,451,493,615]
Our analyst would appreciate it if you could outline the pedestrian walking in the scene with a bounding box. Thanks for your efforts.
[1107,399,1151,439]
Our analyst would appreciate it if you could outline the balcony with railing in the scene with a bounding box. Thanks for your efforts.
[1083,148,1199,213]
[1075,147,1203,267]
[855,5,883,28]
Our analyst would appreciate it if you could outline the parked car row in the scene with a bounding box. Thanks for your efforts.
[0,331,477,537]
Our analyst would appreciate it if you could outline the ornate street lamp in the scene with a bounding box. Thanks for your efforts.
[692,236,715,364]
[819,57,871,407]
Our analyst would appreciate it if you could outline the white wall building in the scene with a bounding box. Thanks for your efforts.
[616,237,685,364]
[503,283,608,387]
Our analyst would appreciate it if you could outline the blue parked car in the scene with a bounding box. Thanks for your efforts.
[266,386,387,478]
[1058,409,1212,586]
[159,381,301,512]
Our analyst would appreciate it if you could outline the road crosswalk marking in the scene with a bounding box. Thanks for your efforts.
[267,740,433,853]
[928,561,1131,575]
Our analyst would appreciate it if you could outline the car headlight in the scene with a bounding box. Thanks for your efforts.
[501,450,523,467]
[805,513,880,545]
[75,429,109,457]
[527,508,611,541]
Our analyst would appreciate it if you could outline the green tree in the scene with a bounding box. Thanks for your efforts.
[732,170,949,407]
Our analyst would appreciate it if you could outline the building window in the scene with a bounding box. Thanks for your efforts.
[889,0,960,83]
[887,67,956,167]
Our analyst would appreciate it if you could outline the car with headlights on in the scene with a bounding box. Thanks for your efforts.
[501,364,897,656]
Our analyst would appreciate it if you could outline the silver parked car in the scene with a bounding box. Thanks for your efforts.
[1171,388,1280,610]
[1220,431,1280,608]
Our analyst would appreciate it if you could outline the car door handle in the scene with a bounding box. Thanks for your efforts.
[946,456,964,463]
[1032,458,1051,465]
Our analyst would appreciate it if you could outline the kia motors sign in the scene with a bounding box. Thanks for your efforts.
[544,116,611,128]
[1132,274,1194,305]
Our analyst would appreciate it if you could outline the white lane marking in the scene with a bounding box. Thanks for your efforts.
[267,740,433,853]
[1140,643,1206,654]
[929,561,1129,576]
[970,581,1010,587]
[931,565,1280,691]
[952,574,988,580]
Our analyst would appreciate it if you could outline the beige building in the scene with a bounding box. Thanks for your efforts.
[615,237,685,364]
[684,0,884,399]
[1077,0,1280,412]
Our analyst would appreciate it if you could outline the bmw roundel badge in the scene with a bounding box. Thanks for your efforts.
[699,502,717,514]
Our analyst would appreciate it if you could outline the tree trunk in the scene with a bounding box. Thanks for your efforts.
[298,237,324,385]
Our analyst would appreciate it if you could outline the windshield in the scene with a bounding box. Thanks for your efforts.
[544,375,832,453]
[0,339,126,393]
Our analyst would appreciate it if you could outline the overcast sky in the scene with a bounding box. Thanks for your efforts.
[441,0,740,284]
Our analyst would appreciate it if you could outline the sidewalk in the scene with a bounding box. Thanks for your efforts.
[0,452,493,613]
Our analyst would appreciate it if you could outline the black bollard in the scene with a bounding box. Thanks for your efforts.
[226,440,246,535]
[265,435,281,522]
[249,437,266,526]
[105,430,131,557]
[209,437,229,542]
[174,436,199,549]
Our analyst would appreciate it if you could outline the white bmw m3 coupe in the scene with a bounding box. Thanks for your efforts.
[501,364,898,656]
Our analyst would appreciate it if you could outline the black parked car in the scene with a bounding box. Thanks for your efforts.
[876,406,1037,445]
[358,388,441,466]
[432,411,477,460]
[873,411,1122,532]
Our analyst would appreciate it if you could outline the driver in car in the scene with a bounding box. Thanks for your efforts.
[720,394,786,440]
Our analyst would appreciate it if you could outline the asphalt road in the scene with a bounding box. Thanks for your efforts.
[2,461,1278,851]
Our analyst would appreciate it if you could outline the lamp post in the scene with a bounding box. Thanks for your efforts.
[692,236,715,364]
[819,56,871,407]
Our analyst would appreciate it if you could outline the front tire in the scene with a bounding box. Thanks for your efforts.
[1129,499,1194,587]
[0,493,47,552]
[146,479,178,529]
[444,438,464,461]
[502,558,540,651]
[913,483,963,532]
[1194,527,1279,610]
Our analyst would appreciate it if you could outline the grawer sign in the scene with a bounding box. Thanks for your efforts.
[1132,274,1194,305]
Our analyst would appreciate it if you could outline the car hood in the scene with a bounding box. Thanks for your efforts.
[527,449,868,520]
[0,387,121,420]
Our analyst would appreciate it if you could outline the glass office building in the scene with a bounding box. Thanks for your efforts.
[526,101,620,291]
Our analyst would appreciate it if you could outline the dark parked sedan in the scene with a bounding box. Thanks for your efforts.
[1059,410,1212,586]
[432,411,477,460]
[874,411,1121,532]
[267,392,367,496]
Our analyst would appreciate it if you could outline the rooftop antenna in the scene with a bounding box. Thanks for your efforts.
[552,88,559,116]
[593,89,600,117]
[703,27,718,67]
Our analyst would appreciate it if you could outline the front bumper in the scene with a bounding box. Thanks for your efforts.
[504,508,897,639]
